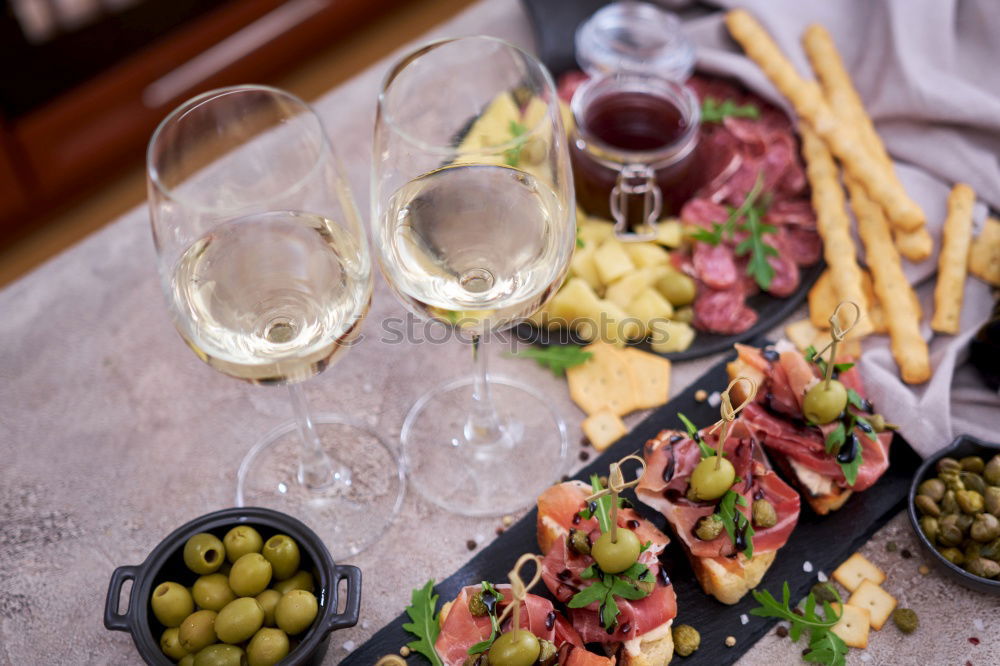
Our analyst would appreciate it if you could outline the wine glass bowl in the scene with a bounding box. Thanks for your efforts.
[373,37,574,515]
[148,85,403,558]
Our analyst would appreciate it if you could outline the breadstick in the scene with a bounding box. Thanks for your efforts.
[931,184,976,334]
[725,10,924,232]
[799,125,873,337]
[847,176,930,383]
[801,24,932,260]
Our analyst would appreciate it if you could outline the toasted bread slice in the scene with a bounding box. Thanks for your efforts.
[690,551,777,605]
[619,620,674,666]
[770,451,853,515]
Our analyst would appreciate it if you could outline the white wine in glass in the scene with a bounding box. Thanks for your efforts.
[373,37,575,515]
[149,86,404,558]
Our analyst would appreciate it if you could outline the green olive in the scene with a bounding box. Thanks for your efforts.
[689,456,736,501]
[223,525,264,563]
[184,533,226,575]
[271,570,314,596]
[487,629,540,666]
[192,574,236,612]
[275,589,318,636]
[179,655,195,666]
[246,627,290,666]
[178,610,217,653]
[151,581,195,628]
[229,553,273,597]
[160,627,189,660]
[802,380,848,425]
[591,529,641,574]
[262,535,301,581]
[255,589,282,627]
[193,644,245,666]
[917,478,945,502]
[655,270,696,307]
[216,597,265,644]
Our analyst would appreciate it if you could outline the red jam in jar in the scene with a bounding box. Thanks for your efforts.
[570,72,701,230]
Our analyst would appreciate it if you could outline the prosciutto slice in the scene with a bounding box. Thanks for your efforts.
[435,585,612,666]
[733,344,892,491]
[636,421,800,560]
[536,482,677,646]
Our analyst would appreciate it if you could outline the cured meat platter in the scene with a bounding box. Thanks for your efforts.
[343,343,922,665]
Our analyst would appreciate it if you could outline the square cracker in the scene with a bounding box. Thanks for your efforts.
[582,409,628,451]
[567,342,637,416]
[830,603,871,649]
[832,552,886,592]
[969,216,1000,287]
[847,579,897,631]
[622,348,671,410]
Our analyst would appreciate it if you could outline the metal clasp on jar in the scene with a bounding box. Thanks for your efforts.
[610,163,661,241]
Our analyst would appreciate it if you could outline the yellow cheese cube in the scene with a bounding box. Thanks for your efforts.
[627,288,675,334]
[624,242,670,268]
[605,266,669,309]
[594,239,636,284]
[569,245,602,290]
[649,320,695,354]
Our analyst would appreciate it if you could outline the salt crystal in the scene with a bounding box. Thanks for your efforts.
[803,561,813,573]
[362,383,373,393]
[708,391,722,408]
[362,620,370,629]
[860,651,872,662]
[740,614,749,625]
[974,618,985,631]
[342,640,356,652]
[817,571,828,582]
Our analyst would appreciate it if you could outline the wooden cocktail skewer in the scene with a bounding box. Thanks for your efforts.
[813,301,860,388]
[586,454,647,543]
[706,376,758,469]
[495,553,542,631]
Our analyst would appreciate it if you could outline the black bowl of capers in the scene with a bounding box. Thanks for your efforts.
[103,507,362,665]
[908,434,1000,595]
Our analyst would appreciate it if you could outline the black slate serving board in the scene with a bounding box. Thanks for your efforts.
[344,343,922,665]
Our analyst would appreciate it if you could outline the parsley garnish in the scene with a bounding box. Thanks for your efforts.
[687,173,778,290]
[750,582,848,666]
[701,97,761,123]
[504,120,528,167]
[402,580,444,666]
[717,483,754,559]
[508,345,592,377]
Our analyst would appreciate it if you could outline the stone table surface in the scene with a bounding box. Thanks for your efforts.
[0,0,995,664]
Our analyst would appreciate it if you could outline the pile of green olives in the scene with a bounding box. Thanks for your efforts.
[151,526,320,665]
[914,454,1000,580]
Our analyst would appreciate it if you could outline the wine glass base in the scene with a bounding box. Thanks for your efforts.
[236,415,405,560]
[401,376,568,517]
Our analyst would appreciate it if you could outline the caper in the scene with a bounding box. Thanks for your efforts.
[892,608,919,634]
[919,516,939,544]
[966,557,1000,579]
[462,655,489,666]
[980,538,1000,561]
[941,490,959,514]
[810,583,839,604]
[672,624,701,657]
[957,490,985,514]
[591,529,641,573]
[937,457,962,474]
[917,478,945,502]
[488,630,540,666]
[568,529,591,556]
[537,638,558,666]
[914,495,941,517]
[985,487,1000,517]
[752,499,777,528]
[802,380,849,425]
[960,472,987,495]
[960,456,985,473]
[938,522,964,547]
[972,513,1000,543]
[695,515,725,541]
[940,472,965,493]
[869,413,893,433]
[467,591,489,617]
[984,455,1000,485]
[956,513,974,532]
[965,541,983,561]
[937,547,964,565]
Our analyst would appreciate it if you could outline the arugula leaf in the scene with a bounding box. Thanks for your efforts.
[508,345,592,376]
[504,120,528,167]
[678,412,716,458]
[467,613,500,655]
[402,580,444,666]
[751,582,848,666]
[716,485,755,559]
[599,594,620,630]
[701,96,761,123]
[567,583,606,608]
[580,564,599,580]
[805,630,849,666]
[845,389,865,410]
[690,225,726,246]
[587,474,614,534]
[839,441,863,487]
[854,415,878,442]
[824,422,846,454]
[736,204,778,290]
[577,235,585,249]
[804,345,854,376]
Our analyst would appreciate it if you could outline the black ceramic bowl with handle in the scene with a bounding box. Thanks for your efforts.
[104,507,361,664]
[908,434,1000,595]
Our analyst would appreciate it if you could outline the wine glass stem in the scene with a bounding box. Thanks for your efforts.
[288,383,351,490]
[465,334,504,445]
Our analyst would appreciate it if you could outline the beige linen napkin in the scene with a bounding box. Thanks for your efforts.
[669,0,1000,455]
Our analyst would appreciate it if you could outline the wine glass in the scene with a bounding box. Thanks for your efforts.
[372,37,574,515]
[148,85,404,558]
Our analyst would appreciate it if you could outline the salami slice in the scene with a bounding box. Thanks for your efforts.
[693,287,758,334]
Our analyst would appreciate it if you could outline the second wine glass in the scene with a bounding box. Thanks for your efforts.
[372,36,575,516]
